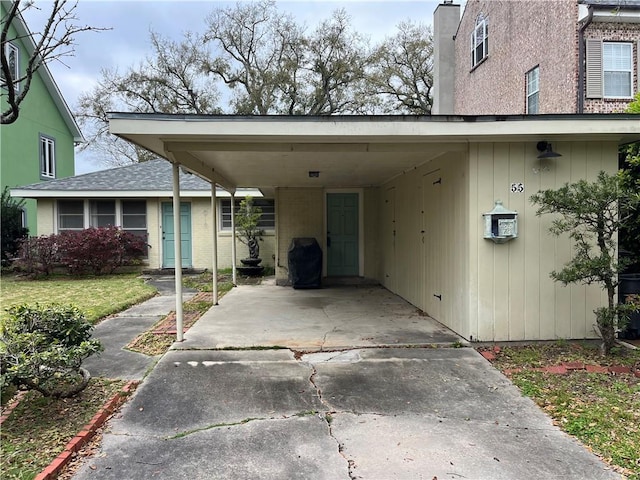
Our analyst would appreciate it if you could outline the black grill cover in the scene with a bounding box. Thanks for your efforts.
[288,238,322,289]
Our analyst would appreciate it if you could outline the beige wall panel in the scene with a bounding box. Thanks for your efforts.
[492,143,511,340]
[553,143,573,339]
[363,188,381,280]
[380,151,469,338]
[476,143,496,341]
[569,143,588,338]
[275,188,324,283]
[469,141,615,341]
[381,187,397,290]
[37,199,55,234]
[507,143,527,341]
[467,145,480,340]
[523,146,543,340]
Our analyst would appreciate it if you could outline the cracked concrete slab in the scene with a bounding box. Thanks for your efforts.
[310,348,555,427]
[72,416,349,480]
[330,412,619,480]
[106,349,323,437]
[174,284,460,350]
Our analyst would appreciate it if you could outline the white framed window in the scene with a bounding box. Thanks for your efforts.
[220,198,275,231]
[526,66,540,114]
[586,39,635,99]
[603,42,633,98]
[40,135,56,178]
[1,42,19,91]
[58,199,148,235]
[471,15,488,68]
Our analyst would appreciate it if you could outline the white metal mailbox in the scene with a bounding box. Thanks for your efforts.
[483,200,518,244]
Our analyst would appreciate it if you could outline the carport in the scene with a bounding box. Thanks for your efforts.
[108,113,640,343]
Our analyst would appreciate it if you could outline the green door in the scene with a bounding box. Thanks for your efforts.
[162,202,192,268]
[327,193,359,276]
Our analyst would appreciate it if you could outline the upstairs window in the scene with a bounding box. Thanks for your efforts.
[526,66,540,114]
[1,42,19,91]
[471,15,488,68]
[220,198,275,231]
[40,135,56,178]
[603,42,632,98]
[586,40,634,99]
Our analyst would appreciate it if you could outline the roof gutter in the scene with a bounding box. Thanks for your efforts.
[577,4,594,114]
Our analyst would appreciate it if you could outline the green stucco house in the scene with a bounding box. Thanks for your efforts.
[1,1,83,234]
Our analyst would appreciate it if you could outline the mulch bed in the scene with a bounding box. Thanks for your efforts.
[151,292,212,335]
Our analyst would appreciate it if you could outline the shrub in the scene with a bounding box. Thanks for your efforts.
[14,227,147,277]
[0,304,102,398]
[57,227,147,275]
[14,234,60,277]
[1,187,28,266]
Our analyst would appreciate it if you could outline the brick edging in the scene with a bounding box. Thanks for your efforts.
[34,380,139,480]
[0,391,27,426]
[478,349,640,378]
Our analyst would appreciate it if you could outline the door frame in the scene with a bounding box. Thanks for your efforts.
[324,189,364,277]
[161,201,193,268]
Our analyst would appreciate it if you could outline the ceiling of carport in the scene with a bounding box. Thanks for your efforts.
[163,141,467,190]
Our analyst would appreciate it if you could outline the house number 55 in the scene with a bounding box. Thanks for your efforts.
[510,183,524,193]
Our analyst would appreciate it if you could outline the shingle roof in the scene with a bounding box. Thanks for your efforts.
[16,160,211,192]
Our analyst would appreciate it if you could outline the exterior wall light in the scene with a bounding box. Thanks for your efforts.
[483,200,518,244]
[308,171,320,178]
[536,141,562,159]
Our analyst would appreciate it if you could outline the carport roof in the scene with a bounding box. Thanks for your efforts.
[107,113,640,191]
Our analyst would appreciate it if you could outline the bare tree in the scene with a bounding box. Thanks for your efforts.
[203,0,304,115]
[75,31,221,165]
[1,0,103,124]
[295,9,373,115]
[368,21,434,114]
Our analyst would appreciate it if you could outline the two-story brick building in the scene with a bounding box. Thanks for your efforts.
[433,0,640,115]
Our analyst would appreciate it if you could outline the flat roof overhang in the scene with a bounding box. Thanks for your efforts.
[108,114,640,191]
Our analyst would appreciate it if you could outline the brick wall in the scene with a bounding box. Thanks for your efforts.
[583,22,640,113]
[454,0,578,115]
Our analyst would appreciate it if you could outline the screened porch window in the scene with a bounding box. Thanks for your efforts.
[220,198,275,230]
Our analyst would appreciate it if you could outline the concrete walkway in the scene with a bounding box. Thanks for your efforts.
[73,280,622,480]
[82,276,195,380]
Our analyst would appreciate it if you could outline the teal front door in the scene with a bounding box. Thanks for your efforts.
[327,193,359,276]
[162,202,192,268]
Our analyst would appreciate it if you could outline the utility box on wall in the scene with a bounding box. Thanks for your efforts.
[483,200,518,244]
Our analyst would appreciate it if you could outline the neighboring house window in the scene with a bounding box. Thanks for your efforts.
[90,200,116,227]
[526,66,540,114]
[57,199,148,250]
[471,15,488,68]
[220,198,275,230]
[121,200,148,254]
[1,42,19,91]
[40,135,56,178]
[586,40,634,99]
[58,200,85,231]
[603,42,633,98]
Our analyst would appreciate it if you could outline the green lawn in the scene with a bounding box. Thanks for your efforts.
[0,273,157,324]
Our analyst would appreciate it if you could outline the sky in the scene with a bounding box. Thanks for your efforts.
[22,0,445,174]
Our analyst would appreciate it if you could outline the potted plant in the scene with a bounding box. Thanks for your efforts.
[235,196,265,275]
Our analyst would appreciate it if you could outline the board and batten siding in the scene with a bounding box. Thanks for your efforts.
[380,151,470,339]
[468,141,616,342]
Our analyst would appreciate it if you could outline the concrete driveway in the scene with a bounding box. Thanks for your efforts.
[72,282,622,480]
